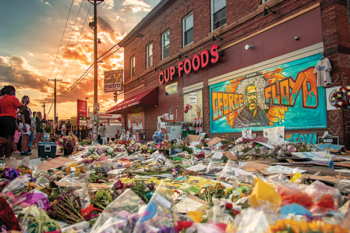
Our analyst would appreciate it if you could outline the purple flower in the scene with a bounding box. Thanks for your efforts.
[128,183,134,188]
[84,213,98,221]
[159,225,174,233]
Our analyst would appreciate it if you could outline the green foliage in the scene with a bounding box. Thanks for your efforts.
[93,190,113,209]
[43,125,53,134]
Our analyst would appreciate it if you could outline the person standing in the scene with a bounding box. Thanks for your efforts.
[0,86,26,158]
[65,119,72,136]
[98,123,106,144]
[12,124,21,154]
[31,112,37,149]
[35,112,43,145]
[80,126,87,140]
[19,95,32,156]
[61,120,66,137]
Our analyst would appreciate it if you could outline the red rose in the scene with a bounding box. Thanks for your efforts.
[234,210,240,216]
[225,203,233,210]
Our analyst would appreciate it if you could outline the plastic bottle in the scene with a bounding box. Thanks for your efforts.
[329,157,334,170]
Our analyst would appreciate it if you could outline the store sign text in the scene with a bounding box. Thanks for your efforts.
[158,45,221,85]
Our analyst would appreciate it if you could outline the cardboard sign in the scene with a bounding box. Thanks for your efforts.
[241,161,270,170]
[135,132,140,142]
[184,135,200,145]
[223,151,237,160]
[39,157,75,172]
[207,137,222,147]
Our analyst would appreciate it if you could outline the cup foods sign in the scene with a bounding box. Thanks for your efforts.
[104,69,123,92]
[158,45,222,85]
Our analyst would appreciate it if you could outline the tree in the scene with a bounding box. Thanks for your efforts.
[70,116,77,128]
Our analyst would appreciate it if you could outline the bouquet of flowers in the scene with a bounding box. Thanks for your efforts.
[57,136,76,149]
[331,86,350,110]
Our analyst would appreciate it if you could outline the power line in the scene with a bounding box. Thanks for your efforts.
[55,46,121,99]
[48,0,74,79]
[61,4,92,80]
[54,0,84,80]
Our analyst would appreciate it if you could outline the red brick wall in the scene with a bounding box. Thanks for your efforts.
[120,0,350,145]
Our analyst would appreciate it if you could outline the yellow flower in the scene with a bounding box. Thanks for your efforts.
[29,182,35,187]
[290,173,301,183]
[188,211,203,223]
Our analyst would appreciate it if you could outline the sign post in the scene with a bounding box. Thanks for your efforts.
[77,100,88,127]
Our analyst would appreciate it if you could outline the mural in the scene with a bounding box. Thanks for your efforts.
[285,133,317,145]
[210,54,327,133]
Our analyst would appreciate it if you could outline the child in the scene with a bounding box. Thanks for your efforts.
[13,125,21,154]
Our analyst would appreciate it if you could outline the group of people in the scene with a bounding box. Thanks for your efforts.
[54,120,92,141]
[0,86,45,158]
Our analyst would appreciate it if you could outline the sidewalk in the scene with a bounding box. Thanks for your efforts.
[11,149,39,160]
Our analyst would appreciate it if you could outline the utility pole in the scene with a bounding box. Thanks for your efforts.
[48,78,62,125]
[39,101,46,121]
[87,0,104,140]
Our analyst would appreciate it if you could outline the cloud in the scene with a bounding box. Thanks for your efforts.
[121,0,152,12]
[0,55,52,93]
[97,16,121,43]
[27,51,34,56]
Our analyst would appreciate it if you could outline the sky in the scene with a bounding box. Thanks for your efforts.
[0,0,161,119]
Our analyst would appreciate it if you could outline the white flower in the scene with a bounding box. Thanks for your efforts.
[347,86,350,89]
[107,148,114,154]
[343,89,346,93]
[338,101,343,105]
[338,94,342,98]
[332,97,335,100]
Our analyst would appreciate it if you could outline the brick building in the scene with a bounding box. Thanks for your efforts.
[107,0,350,147]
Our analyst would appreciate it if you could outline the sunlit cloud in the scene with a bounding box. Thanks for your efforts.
[121,0,152,12]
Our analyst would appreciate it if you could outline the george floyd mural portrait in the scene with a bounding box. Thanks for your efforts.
[210,54,327,133]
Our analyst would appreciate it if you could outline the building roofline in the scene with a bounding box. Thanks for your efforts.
[118,0,171,47]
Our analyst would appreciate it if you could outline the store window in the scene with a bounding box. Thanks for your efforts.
[162,30,170,60]
[211,0,226,31]
[183,13,193,47]
[183,90,203,132]
[165,82,178,95]
[130,55,135,78]
[146,43,153,68]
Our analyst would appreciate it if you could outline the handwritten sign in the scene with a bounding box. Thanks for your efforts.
[184,135,200,145]
[189,93,197,104]
[207,137,222,147]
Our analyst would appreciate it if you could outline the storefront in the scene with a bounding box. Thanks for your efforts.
[107,87,158,139]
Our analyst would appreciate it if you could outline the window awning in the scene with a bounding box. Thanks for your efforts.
[106,87,158,113]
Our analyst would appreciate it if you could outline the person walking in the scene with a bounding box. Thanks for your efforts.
[19,95,32,156]
[35,112,43,145]
[0,86,26,158]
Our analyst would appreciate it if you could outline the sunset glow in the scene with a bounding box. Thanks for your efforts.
[0,0,160,119]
